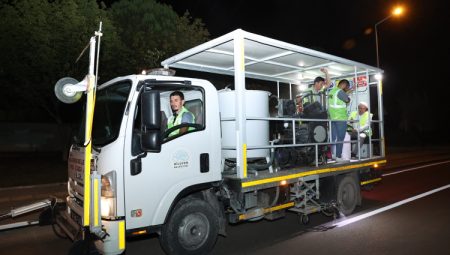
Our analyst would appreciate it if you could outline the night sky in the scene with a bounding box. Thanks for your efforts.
[158,0,450,146]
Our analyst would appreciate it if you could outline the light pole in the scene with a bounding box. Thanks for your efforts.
[374,6,404,68]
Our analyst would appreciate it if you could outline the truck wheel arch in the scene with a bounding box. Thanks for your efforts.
[161,182,226,236]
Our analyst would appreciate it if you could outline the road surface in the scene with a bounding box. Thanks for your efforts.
[1,148,449,254]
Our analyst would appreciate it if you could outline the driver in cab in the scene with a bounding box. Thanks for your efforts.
[167,91,195,137]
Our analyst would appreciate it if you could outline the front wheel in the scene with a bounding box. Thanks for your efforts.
[160,197,219,255]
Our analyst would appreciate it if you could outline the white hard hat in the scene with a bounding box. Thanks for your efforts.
[359,101,368,109]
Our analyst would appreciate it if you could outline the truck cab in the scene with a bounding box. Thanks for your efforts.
[64,75,223,254]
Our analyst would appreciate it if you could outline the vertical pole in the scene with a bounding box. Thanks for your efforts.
[366,69,372,158]
[374,15,392,68]
[354,66,360,159]
[82,37,97,227]
[377,78,385,157]
[234,31,247,179]
[277,81,280,98]
[375,24,380,68]
[289,83,292,100]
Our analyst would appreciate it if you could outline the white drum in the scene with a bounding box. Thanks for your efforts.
[219,89,270,159]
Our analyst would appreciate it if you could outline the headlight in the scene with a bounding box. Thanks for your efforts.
[101,171,116,217]
[101,197,114,217]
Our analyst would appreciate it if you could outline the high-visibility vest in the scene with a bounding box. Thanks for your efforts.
[167,106,195,137]
[302,87,324,105]
[349,111,372,136]
[328,87,347,120]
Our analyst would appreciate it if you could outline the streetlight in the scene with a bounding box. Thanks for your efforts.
[374,6,404,67]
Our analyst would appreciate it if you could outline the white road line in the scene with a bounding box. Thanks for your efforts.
[382,160,450,177]
[333,184,450,228]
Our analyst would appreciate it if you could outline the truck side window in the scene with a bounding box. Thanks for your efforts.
[162,88,205,141]
[131,86,205,155]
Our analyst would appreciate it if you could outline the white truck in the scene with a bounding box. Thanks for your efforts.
[54,28,386,255]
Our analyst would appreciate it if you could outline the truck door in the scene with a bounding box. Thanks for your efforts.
[123,83,218,230]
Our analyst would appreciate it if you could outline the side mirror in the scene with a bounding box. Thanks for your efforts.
[141,90,161,152]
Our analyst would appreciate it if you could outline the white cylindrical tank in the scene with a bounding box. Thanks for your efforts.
[219,89,270,159]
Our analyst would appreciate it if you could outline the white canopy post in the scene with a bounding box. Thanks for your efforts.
[234,30,248,178]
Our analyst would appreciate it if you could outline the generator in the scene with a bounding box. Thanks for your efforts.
[274,101,329,168]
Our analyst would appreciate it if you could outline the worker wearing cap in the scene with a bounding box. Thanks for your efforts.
[301,68,331,106]
[348,102,372,154]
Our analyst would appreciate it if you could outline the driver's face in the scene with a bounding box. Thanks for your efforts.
[170,95,184,113]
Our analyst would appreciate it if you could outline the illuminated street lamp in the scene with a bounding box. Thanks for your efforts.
[375,6,404,67]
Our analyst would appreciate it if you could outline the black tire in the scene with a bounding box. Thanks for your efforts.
[337,175,359,216]
[300,214,310,225]
[160,197,219,255]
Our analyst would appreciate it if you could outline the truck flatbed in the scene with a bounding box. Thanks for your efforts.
[224,157,386,192]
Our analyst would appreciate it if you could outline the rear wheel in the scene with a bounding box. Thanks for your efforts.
[337,175,359,216]
[160,197,219,255]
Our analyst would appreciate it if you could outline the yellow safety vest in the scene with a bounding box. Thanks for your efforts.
[328,87,347,120]
[349,111,372,136]
[167,106,195,137]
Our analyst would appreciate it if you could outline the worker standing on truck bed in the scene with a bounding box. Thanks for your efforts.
[328,79,351,163]
[167,91,195,137]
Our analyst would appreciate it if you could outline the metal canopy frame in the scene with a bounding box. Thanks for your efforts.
[162,29,383,84]
[161,29,385,179]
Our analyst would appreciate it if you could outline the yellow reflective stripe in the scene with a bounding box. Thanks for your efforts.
[118,221,125,250]
[264,202,294,213]
[242,160,387,188]
[243,143,247,178]
[238,202,294,220]
[83,142,91,226]
[93,178,99,226]
[361,178,382,186]
[379,80,383,96]
[83,75,96,227]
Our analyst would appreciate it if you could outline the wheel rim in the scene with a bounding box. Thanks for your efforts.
[178,212,210,250]
[340,182,356,210]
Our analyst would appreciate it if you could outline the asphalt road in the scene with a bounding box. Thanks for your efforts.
[1,149,450,255]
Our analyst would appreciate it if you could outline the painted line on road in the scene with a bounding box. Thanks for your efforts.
[382,160,450,177]
[333,184,450,228]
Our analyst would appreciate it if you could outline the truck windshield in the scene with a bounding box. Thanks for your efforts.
[74,81,131,146]
[91,81,132,146]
